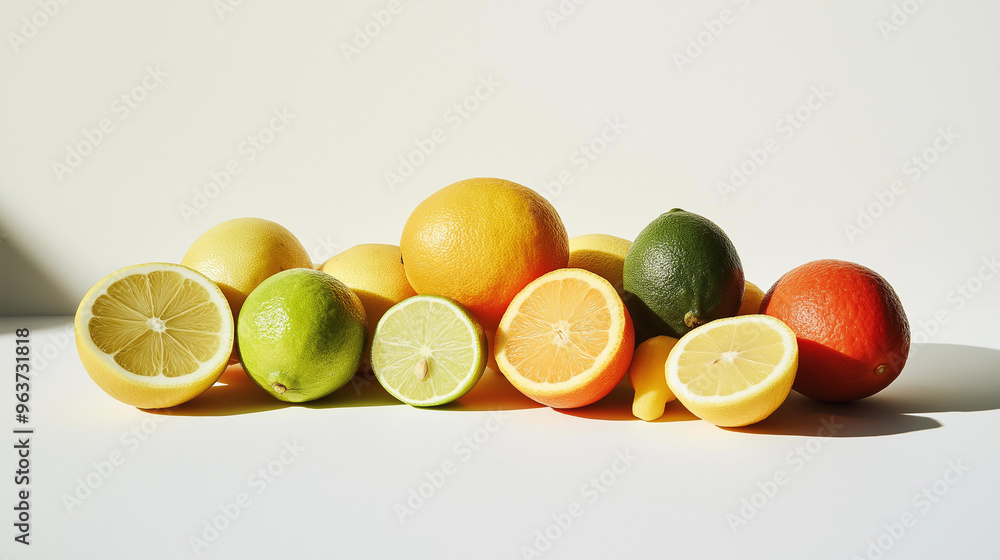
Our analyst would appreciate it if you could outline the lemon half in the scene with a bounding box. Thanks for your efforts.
[665,314,797,427]
[75,263,234,409]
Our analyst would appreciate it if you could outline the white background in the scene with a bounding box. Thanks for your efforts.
[1,1,998,559]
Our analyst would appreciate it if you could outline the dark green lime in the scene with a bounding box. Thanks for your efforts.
[623,209,744,341]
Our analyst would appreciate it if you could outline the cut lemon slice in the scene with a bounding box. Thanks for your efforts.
[495,268,634,409]
[74,263,234,409]
[370,295,487,406]
[665,314,797,427]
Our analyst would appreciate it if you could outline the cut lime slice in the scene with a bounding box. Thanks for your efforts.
[371,295,487,406]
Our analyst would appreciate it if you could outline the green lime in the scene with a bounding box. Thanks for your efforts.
[238,268,367,403]
[371,295,487,407]
[623,208,744,341]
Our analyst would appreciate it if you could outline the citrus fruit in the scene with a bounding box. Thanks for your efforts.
[568,234,632,294]
[399,177,569,330]
[628,335,678,421]
[237,268,367,403]
[484,329,500,372]
[320,243,416,344]
[623,209,744,342]
[74,263,234,409]
[760,259,910,402]
[665,314,798,427]
[738,281,765,316]
[494,268,634,409]
[371,295,487,406]
[181,217,312,360]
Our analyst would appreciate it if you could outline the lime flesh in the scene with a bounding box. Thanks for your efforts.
[371,295,487,406]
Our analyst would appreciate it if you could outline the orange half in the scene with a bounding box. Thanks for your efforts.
[494,268,634,408]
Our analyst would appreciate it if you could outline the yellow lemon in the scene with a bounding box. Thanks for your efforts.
[74,263,234,409]
[665,314,798,427]
[320,244,416,343]
[181,217,311,360]
[738,280,765,316]
[568,234,631,294]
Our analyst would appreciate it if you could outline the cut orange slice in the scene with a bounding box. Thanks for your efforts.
[494,268,634,408]
[74,263,234,409]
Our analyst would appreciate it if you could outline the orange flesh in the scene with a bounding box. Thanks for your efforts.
[503,277,611,383]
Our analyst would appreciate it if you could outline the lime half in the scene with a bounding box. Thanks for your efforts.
[371,295,487,406]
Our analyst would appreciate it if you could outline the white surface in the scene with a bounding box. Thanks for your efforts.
[2,2,1000,558]
[0,0,999,347]
[2,317,999,560]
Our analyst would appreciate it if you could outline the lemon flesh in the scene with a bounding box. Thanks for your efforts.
[74,263,234,409]
[665,314,797,427]
[371,295,486,407]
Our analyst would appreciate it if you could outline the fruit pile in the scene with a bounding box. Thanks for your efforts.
[74,178,911,427]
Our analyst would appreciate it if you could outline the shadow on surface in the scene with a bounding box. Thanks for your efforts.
[729,344,999,437]
[148,364,404,417]
[146,344,998,426]
[442,368,544,412]
[0,213,79,317]
[555,376,699,422]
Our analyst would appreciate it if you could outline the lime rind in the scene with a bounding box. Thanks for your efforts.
[371,295,487,407]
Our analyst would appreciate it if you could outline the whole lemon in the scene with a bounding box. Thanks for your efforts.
[400,178,569,330]
[320,243,416,343]
[568,233,631,294]
[181,217,312,360]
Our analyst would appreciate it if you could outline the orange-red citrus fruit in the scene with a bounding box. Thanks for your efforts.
[761,259,910,402]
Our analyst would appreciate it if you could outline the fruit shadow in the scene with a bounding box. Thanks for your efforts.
[728,343,1000,437]
[145,364,403,417]
[556,377,699,422]
[441,368,545,412]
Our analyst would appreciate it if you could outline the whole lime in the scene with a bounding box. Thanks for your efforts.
[238,268,367,402]
[623,209,744,341]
